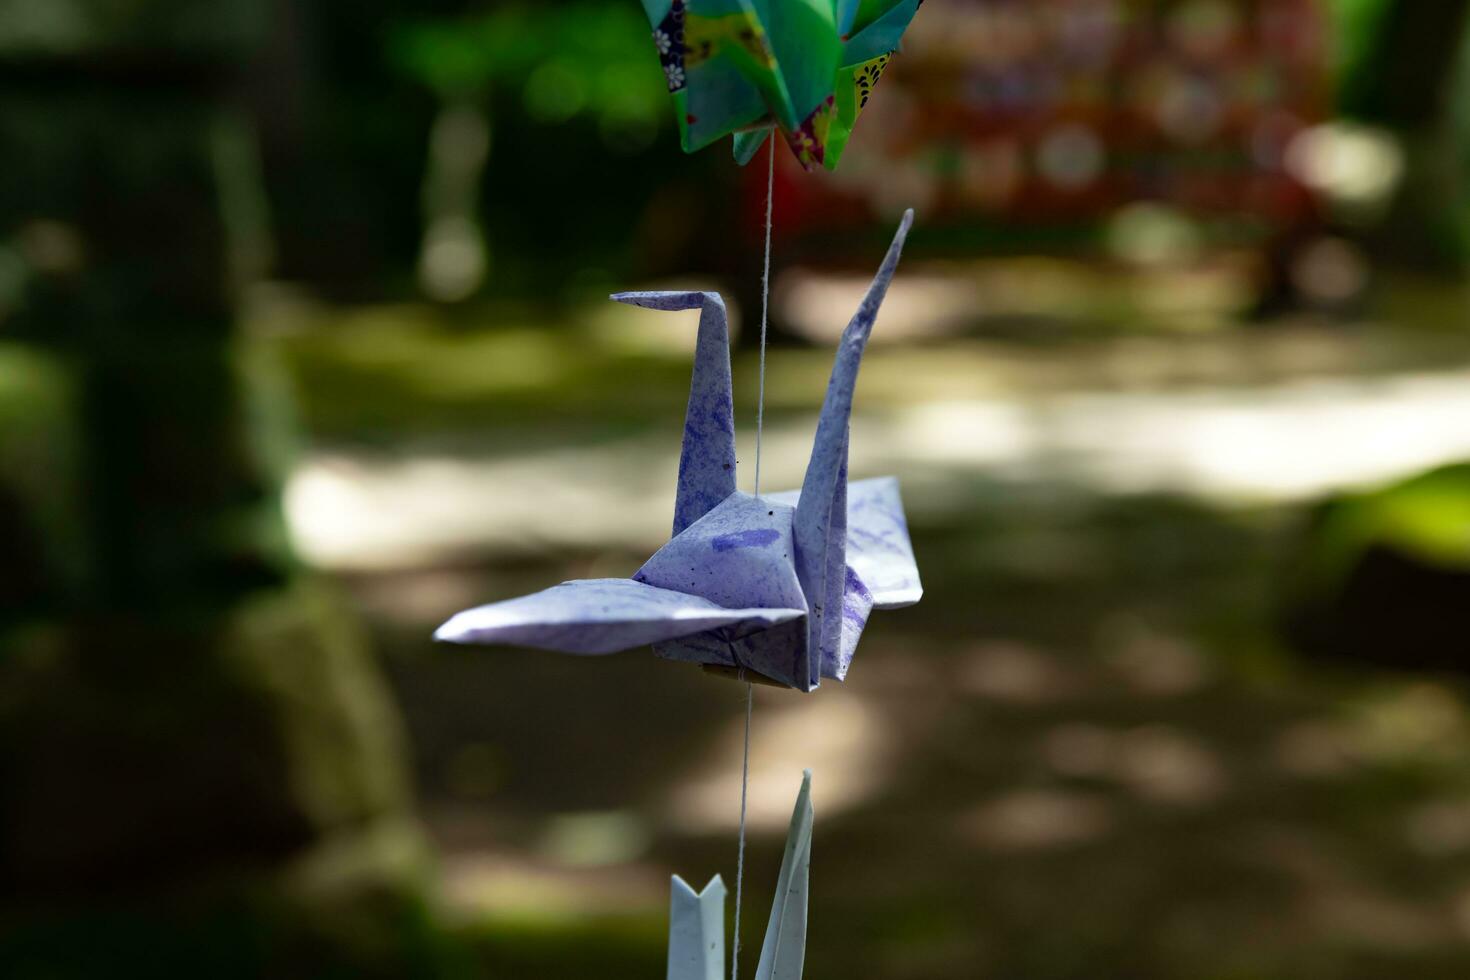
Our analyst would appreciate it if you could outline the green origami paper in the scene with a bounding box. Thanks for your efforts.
[640,0,923,171]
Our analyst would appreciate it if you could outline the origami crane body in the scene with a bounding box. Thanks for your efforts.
[668,771,813,980]
[641,0,925,170]
[434,211,921,691]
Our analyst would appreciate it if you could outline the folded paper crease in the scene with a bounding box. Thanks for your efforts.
[435,212,923,691]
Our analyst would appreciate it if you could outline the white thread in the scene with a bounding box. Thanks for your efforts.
[734,136,772,980]
[730,677,754,980]
[753,139,775,498]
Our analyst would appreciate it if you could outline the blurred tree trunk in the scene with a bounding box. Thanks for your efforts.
[0,4,442,976]
[1339,0,1470,270]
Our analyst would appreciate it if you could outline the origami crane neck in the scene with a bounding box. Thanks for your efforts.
[793,208,913,681]
[610,290,738,535]
[613,207,911,510]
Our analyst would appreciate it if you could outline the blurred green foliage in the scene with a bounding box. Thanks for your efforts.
[457,914,663,979]
[380,2,714,301]
[1335,0,1469,127]
[1327,0,1391,87]
[1331,0,1470,268]
[0,0,264,56]
[0,344,77,619]
[390,2,665,126]
[1302,465,1470,587]
[0,10,431,977]
[1285,465,1470,671]
[2,883,456,980]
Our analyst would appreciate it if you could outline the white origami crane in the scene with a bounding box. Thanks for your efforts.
[668,771,814,980]
[435,211,921,690]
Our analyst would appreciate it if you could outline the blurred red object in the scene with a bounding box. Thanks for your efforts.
[759,0,1329,249]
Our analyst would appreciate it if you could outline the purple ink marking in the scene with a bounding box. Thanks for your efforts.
[711,528,781,552]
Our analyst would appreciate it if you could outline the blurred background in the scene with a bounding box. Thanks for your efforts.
[4,1,1470,977]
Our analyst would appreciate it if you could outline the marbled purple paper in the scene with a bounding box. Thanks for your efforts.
[435,211,922,691]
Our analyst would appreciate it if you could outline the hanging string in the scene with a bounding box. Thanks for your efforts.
[752,137,775,499]
[729,677,754,980]
[733,132,774,980]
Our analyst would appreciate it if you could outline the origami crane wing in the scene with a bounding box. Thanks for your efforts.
[844,476,922,610]
[612,290,737,536]
[434,578,803,655]
[793,208,912,682]
[840,0,925,64]
[755,769,814,980]
[766,475,921,680]
[822,0,923,168]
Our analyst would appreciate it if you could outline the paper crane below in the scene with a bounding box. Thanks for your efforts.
[434,211,921,691]
[668,771,813,980]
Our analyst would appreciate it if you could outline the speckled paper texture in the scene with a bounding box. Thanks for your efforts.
[435,213,921,691]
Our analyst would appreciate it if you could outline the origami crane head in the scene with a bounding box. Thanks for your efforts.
[434,211,922,690]
[667,771,813,980]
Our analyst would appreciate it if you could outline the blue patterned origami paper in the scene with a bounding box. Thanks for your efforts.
[435,211,921,690]
[667,771,813,980]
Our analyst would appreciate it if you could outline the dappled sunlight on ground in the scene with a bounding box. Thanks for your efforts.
[776,256,1260,343]
[285,442,679,569]
[367,506,1470,977]
[441,852,666,922]
[285,359,1470,569]
[960,787,1117,851]
[667,686,895,833]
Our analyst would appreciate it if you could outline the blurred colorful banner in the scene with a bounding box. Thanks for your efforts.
[771,0,1329,245]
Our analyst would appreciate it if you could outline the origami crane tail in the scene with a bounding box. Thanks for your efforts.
[612,290,738,535]
[793,210,913,683]
[754,770,813,980]
[667,874,726,980]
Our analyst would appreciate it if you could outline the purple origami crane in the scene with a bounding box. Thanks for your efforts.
[434,211,921,690]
